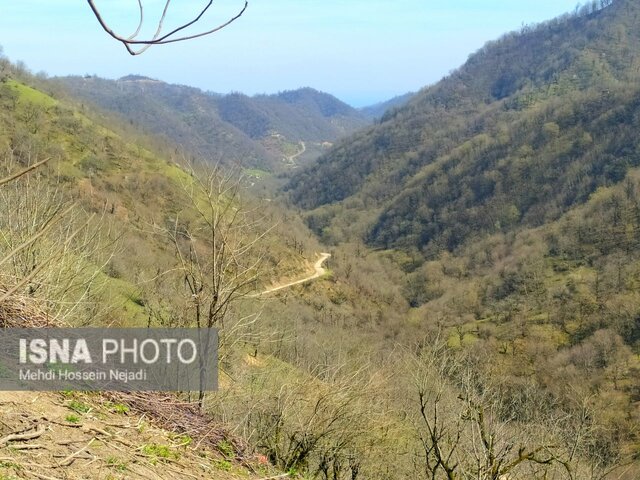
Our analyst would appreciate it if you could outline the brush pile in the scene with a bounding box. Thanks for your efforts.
[107,391,251,461]
[0,288,54,328]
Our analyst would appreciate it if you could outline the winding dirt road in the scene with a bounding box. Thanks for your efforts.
[287,141,306,164]
[255,252,331,296]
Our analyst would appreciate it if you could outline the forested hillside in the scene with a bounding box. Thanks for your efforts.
[359,91,414,120]
[278,1,640,476]
[55,76,368,172]
[0,63,320,326]
[287,0,636,252]
[0,55,330,478]
[2,1,640,478]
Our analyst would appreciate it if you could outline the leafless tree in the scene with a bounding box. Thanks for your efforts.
[148,161,271,406]
[87,0,249,55]
[0,157,50,188]
[402,335,640,480]
[407,340,579,480]
[0,149,114,327]
[209,359,384,480]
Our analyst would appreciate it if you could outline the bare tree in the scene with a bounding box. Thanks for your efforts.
[148,162,270,406]
[208,359,384,480]
[0,157,50,187]
[0,151,113,326]
[402,336,640,480]
[407,340,577,480]
[87,0,249,55]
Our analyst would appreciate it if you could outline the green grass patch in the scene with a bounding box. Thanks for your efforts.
[212,458,233,471]
[67,400,91,414]
[9,80,57,108]
[106,456,128,472]
[217,439,235,459]
[142,443,177,460]
[65,414,81,424]
[244,168,271,179]
[171,434,192,447]
[108,402,130,415]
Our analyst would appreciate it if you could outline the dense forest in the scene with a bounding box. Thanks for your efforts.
[286,0,635,251]
[280,0,640,476]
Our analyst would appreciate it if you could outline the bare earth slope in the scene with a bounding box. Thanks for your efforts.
[0,391,276,480]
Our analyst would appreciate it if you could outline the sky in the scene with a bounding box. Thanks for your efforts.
[0,0,579,107]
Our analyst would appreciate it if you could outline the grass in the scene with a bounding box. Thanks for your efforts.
[106,456,128,472]
[447,331,479,348]
[9,80,58,108]
[244,168,271,179]
[217,439,235,459]
[142,443,177,460]
[101,276,149,326]
[109,402,130,415]
[65,414,81,424]
[158,159,193,184]
[0,474,19,480]
[67,400,91,414]
[171,434,192,447]
[126,291,146,307]
[0,461,20,475]
[212,459,233,471]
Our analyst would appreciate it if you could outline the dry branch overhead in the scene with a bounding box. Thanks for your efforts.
[86,0,249,55]
[0,157,50,187]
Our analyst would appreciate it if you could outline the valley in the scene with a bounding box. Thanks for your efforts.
[0,0,639,479]
[52,77,370,175]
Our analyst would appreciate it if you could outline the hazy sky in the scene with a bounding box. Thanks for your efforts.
[0,0,578,106]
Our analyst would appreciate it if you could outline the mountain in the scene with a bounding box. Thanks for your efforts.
[0,60,332,479]
[359,92,415,120]
[283,2,640,470]
[287,0,639,254]
[3,4,640,476]
[0,59,427,480]
[53,76,369,172]
[214,87,368,141]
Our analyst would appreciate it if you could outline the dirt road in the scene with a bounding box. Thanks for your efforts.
[255,252,330,296]
[287,141,306,163]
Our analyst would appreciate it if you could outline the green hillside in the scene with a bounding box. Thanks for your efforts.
[279,1,640,475]
[1,60,408,480]
[3,3,640,477]
[287,0,638,252]
[53,76,368,172]
[0,67,317,329]
[218,87,366,140]
[0,64,411,480]
[359,91,414,120]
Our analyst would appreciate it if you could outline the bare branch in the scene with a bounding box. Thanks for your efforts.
[0,157,50,187]
[0,213,96,304]
[0,203,75,269]
[86,0,249,55]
